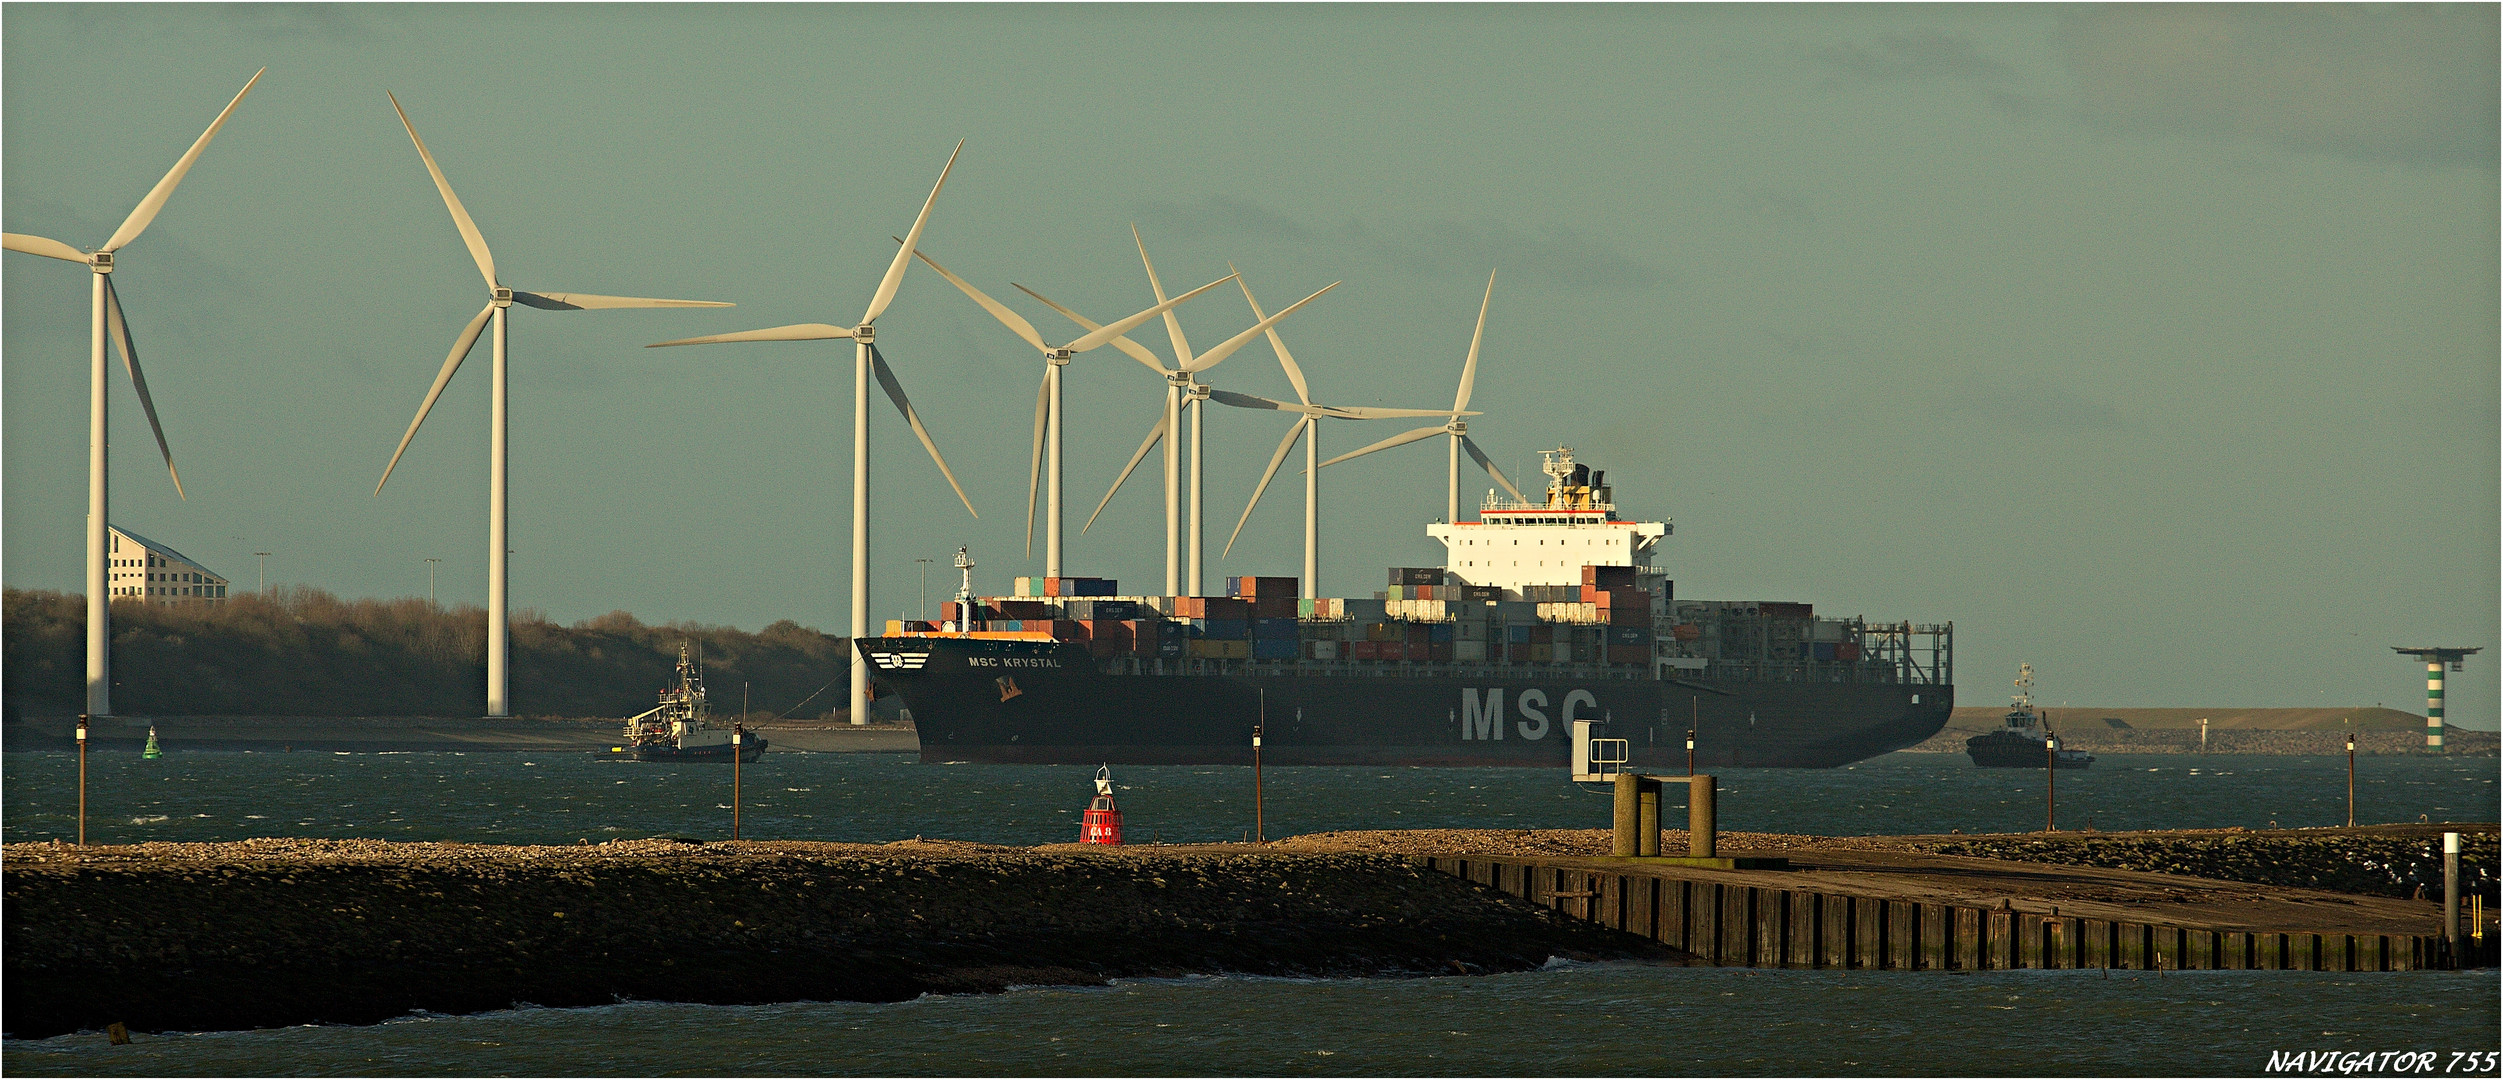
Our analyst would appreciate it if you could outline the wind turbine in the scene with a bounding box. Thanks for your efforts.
[646,143,968,730]
[3,67,263,718]
[374,93,732,719]
[1017,232,1334,595]
[1315,271,1525,519]
[1214,272,1474,598]
[913,247,1330,580]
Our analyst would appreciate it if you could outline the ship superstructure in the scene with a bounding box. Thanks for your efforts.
[861,450,1952,768]
[621,643,765,763]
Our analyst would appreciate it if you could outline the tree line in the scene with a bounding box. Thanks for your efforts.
[2,587,853,721]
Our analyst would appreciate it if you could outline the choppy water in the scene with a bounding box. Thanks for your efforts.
[2,749,2493,846]
[5,964,2496,1077]
[4,748,2496,1075]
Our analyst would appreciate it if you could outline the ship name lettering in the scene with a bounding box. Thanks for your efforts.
[1460,688,1504,741]
[1561,689,1597,726]
[968,657,1060,669]
[1517,689,1550,741]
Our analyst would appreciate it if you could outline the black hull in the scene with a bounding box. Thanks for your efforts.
[629,739,766,763]
[1965,733,2091,769]
[862,638,1951,769]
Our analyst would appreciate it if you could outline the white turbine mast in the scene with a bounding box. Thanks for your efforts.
[912,247,1315,580]
[1315,270,1525,517]
[1215,270,1469,599]
[1016,231,1336,596]
[3,67,265,718]
[646,143,972,730]
[375,93,732,719]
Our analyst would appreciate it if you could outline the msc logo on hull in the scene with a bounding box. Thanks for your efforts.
[1458,688,1600,741]
[868,652,929,671]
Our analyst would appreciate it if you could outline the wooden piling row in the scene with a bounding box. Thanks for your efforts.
[1422,856,2441,971]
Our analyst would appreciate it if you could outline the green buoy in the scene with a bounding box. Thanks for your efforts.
[142,726,162,760]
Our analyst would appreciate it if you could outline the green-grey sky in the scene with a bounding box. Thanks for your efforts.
[5,4,2495,725]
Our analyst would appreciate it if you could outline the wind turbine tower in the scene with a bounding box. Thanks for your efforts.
[377,94,732,718]
[2,68,264,718]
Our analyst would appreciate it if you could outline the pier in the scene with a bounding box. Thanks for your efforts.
[1417,846,2486,971]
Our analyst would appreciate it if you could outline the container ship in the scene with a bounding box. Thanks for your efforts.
[860,448,1953,768]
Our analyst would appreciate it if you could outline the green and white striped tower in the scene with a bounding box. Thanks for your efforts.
[2393,647,2480,750]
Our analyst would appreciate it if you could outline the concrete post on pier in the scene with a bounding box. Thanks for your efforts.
[1690,774,1717,859]
[1638,780,1662,858]
[1613,773,1640,857]
[1614,773,1668,857]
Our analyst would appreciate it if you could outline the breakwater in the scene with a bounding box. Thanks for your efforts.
[1905,727,2500,755]
[0,838,1668,1039]
[1418,846,2487,972]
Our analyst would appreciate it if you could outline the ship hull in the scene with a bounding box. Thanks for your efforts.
[863,638,1950,768]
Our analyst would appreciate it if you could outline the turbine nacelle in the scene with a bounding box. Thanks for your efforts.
[491,286,514,308]
[88,251,113,274]
[854,323,875,344]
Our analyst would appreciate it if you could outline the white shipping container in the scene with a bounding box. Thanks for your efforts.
[1453,640,1487,661]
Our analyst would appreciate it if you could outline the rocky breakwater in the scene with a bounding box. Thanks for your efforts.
[2,837,1674,1039]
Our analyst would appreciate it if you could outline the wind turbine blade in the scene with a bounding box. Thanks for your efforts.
[864,140,962,325]
[911,244,1049,354]
[1205,388,1293,412]
[102,68,264,253]
[1066,273,1239,354]
[1181,281,1339,374]
[1326,405,1476,420]
[1462,435,1526,502]
[871,345,977,518]
[1223,418,1309,558]
[387,92,498,289]
[1135,225,1196,368]
[647,324,854,348]
[1085,408,1167,534]
[1012,282,1168,374]
[513,291,733,311]
[1231,266,1308,405]
[1317,424,1443,470]
[1454,269,1494,413]
[3,233,87,262]
[103,278,183,499]
[376,302,494,494]
[1025,372,1048,558]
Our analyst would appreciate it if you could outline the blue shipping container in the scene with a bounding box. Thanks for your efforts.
[1507,624,1533,643]
[1254,618,1299,640]
[1252,636,1300,660]
[1811,641,1838,661]
[1426,623,1454,643]
[1202,618,1250,640]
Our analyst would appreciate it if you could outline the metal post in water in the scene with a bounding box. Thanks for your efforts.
[75,715,88,846]
[731,724,744,841]
[2045,733,2058,832]
[1252,717,1265,844]
[1637,776,1661,857]
[2444,831,2460,965]
[1612,772,1640,856]
[1689,774,1716,859]
[2346,733,2357,828]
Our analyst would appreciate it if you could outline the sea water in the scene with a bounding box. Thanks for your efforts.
[1,750,2492,847]
[3,749,2496,1075]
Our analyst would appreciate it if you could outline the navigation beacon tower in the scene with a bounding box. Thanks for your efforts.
[2391,646,2480,750]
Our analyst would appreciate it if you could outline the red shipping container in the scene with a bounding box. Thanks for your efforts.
[1606,645,1649,665]
[1606,607,1652,627]
[1252,595,1297,619]
[1582,564,1638,589]
[1051,619,1086,641]
[1404,622,1429,644]
[1837,641,1862,662]
[1760,601,1813,620]
[1403,642,1429,661]
[1528,624,1555,644]
[1252,576,1298,597]
[1428,642,1453,662]
[1506,643,1533,662]
[1202,597,1251,619]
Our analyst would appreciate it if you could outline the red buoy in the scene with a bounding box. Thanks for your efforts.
[1080,765,1123,845]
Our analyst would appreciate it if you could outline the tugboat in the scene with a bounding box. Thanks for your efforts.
[621,643,766,763]
[1967,663,2092,769]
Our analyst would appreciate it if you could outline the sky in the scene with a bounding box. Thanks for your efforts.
[4,4,2495,726]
